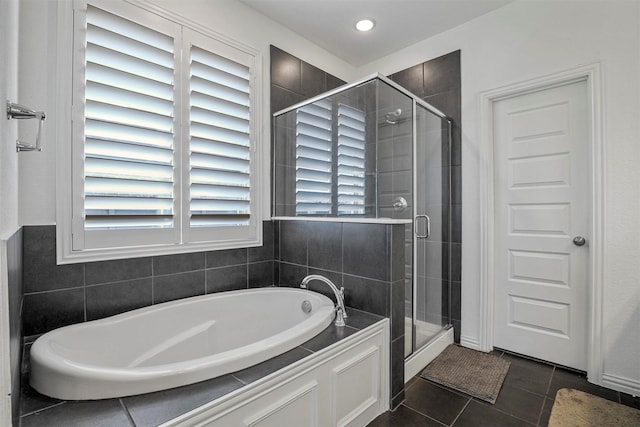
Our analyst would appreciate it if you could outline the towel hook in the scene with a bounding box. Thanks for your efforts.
[6,101,46,152]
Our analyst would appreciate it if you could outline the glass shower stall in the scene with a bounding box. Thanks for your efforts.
[272,74,453,361]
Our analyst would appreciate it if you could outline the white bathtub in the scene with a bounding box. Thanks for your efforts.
[29,288,335,400]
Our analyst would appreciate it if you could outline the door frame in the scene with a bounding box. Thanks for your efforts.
[477,63,605,382]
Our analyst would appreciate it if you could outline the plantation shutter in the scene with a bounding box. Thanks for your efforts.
[188,46,252,227]
[295,99,334,215]
[83,4,176,230]
[337,104,366,215]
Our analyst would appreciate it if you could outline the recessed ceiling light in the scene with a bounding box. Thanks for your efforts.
[355,19,375,32]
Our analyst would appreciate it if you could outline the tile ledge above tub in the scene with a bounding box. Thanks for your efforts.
[271,216,412,224]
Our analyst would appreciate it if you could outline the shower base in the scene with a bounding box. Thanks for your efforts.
[404,323,453,383]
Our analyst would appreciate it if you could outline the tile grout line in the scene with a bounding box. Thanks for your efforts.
[20,400,66,419]
[448,397,472,426]
[150,257,154,305]
[83,263,87,322]
[119,398,137,426]
[401,403,450,426]
[546,366,556,397]
[423,376,542,426]
[478,397,540,426]
[402,398,462,427]
[230,373,248,386]
[536,396,550,427]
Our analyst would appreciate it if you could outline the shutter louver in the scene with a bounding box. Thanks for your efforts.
[338,104,366,215]
[84,5,175,230]
[189,46,251,227]
[295,100,333,215]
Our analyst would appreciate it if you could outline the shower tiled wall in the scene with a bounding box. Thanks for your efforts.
[375,81,415,221]
[270,45,345,114]
[6,228,23,425]
[21,223,275,337]
[389,50,462,342]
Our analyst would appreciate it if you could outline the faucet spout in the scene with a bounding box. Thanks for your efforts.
[300,275,348,327]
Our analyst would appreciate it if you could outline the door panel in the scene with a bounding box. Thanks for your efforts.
[509,203,571,236]
[508,296,570,336]
[413,105,449,351]
[509,250,570,286]
[493,80,589,370]
[509,154,571,188]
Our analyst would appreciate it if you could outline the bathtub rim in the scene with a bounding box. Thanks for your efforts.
[32,287,335,370]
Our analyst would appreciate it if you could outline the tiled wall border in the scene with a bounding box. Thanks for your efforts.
[21,223,275,337]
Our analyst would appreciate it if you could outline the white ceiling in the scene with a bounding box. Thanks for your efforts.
[240,0,514,67]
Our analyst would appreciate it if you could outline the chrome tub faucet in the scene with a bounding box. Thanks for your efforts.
[300,275,348,327]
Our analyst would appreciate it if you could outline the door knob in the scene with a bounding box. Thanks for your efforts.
[573,236,586,246]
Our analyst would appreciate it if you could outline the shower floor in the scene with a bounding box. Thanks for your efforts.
[404,316,445,356]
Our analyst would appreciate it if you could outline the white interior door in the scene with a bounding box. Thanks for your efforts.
[492,80,589,370]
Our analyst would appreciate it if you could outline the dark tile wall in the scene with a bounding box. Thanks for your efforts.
[270,45,345,114]
[273,220,407,408]
[375,80,414,221]
[389,50,462,342]
[270,47,407,407]
[270,45,348,217]
[21,222,275,337]
[7,227,23,425]
[273,80,381,218]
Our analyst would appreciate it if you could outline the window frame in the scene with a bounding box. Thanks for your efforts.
[56,0,263,264]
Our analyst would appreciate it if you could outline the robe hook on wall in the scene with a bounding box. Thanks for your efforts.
[6,101,46,152]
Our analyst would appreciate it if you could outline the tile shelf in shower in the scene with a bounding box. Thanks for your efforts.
[271,216,412,224]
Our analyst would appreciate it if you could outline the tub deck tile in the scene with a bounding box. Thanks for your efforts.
[298,308,383,353]
[20,399,132,427]
[300,324,360,352]
[232,346,313,385]
[19,373,63,417]
[122,374,244,427]
[345,307,385,330]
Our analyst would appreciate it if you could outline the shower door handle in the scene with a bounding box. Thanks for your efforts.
[414,215,431,239]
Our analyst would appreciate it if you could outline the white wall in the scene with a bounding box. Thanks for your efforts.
[17,0,357,226]
[0,0,19,423]
[1,0,20,237]
[358,0,640,393]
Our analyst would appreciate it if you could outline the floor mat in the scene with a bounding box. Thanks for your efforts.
[549,388,640,427]
[420,344,510,404]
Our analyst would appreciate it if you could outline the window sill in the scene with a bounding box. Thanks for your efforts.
[56,236,263,265]
[271,216,412,225]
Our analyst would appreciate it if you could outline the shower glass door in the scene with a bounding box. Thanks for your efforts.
[412,103,451,351]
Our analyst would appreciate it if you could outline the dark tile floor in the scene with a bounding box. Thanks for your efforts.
[370,349,640,427]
